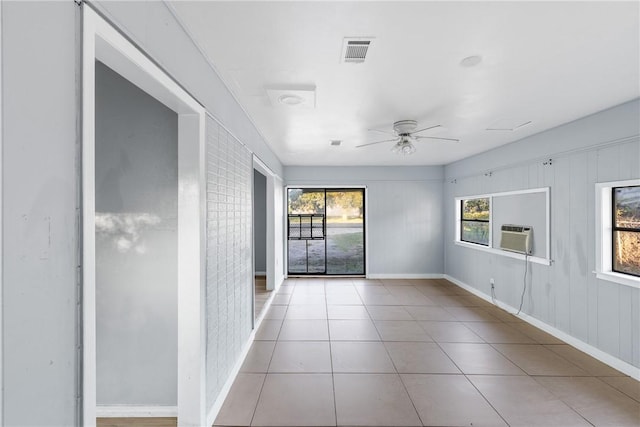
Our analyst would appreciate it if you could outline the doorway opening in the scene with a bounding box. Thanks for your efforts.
[287,188,366,275]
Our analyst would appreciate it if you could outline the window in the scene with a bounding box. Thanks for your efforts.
[612,185,640,277]
[460,197,490,246]
[596,179,640,288]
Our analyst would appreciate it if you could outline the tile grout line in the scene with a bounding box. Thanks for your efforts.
[325,279,339,427]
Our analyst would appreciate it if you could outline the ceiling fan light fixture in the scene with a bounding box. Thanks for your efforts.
[391,138,416,155]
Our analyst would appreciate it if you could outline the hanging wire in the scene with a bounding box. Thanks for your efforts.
[516,253,529,315]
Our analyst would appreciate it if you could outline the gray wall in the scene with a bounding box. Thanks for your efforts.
[284,166,444,276]
[444,99,640,369]
[205,116,253,410]
[254,170,267,273]
[1,2,79,425]
[95,62,178,406]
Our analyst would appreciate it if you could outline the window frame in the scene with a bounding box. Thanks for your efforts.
[595,179,640,289]
[610,185,640,278]
[459,197,491,246]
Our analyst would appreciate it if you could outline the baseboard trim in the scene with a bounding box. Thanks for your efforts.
[96,405,177,418]
[367,274,445,279]
[254,271,266,277]
[205,288,277,426]
[444,274,640,380]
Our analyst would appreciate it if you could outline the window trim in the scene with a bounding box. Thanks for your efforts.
[454,187,551,266]
[596,179,640,288]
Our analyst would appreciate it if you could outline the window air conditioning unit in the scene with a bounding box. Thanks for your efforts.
[500,225,533,254]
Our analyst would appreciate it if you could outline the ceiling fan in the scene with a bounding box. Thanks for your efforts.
[356,120,460,155]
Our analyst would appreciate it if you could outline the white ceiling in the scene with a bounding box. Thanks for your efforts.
[170,1,639,166]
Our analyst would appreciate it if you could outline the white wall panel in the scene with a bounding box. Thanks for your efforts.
[444,100,640,371]
[1,2,79,425]
[205,116,253,410]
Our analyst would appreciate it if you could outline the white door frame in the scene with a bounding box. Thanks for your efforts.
[82,7,206,426]
[253,156,277,291]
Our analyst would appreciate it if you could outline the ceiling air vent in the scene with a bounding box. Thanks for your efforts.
[342,38,374,63]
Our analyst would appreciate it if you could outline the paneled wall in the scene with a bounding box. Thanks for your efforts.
[205,116,254,409]
[284,166,444,276]
[444,100,640,370]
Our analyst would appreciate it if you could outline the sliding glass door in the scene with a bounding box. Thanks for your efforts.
[287,188,365,275]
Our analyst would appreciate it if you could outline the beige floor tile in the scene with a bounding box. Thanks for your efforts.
[385,286,436,306]
[493,344,590,376]
[268,341,332,373]
[404,305,457,321]
[380,279,414,286]
[355,284,390,295]
[240,341,275,373]
[276,285,295,295]
[599,376,640,402]
[535,376,640,427]
[360,293,401,305]
[415,284,460,297]
[440,343,525,375]
[327,304,370,319]
[468,375,592,426]
[278,319,329,341]
[482,306,525,322]
[272,293,292,305]
[254,319,283,341]
[293,284,326,294]
[444,306,502,322]
[331,341,396,373]
[262,304,287,320]
[545,344,626,376]
[214,373,264,426]
[419,321,484,343]
[401,374,507,427]
[429,294,477,307]
[325,285,359,296]
[366,305,413,320]
[334,373,421,426]
[374,320,432,342]
[252,374,336,426]
[326,293,363,305]
[385,342,460,374]
[463,321,537,343]
[284,304,327,320]
[329,319,380,341]
[289,293,326,305]
[507,321,564,343]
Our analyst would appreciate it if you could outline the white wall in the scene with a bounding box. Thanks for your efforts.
[95,61,178,406]
[444,99,640,371]
[284,166,444,277]
[1,2,79,425]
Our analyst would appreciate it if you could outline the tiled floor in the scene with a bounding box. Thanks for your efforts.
[215,278,640,427]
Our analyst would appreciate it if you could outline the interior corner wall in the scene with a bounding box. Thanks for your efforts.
[283,166,445,277]
[1,2,79,425]
[444,99,640,371]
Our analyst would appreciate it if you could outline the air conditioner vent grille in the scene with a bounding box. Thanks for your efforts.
[342,38,373,63]
[500,224,533,254]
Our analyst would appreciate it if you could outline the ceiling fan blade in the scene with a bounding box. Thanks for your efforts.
[367,128,396,136]
[356,138,398,148]
[414,135,460,142]
[412,124,442,135]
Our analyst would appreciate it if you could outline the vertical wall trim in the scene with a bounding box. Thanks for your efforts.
[75,2,83,424]
[0,0,4,422]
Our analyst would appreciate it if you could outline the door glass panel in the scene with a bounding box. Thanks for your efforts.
[326,190,365,274]
[288,189,326,274]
